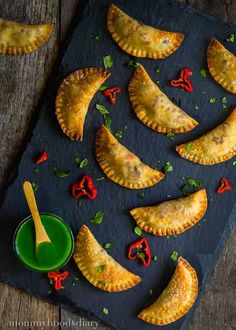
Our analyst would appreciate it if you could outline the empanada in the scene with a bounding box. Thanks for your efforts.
[207,38,236,94]
[107,4,184,59]
[176,108,236,165]
[129,65,198,133]
[138,257,198,325]
[130,189,207,236]
[0,17,53,55]
[73,225,141,292]
[95,125,164,189]
[56,68,110,141]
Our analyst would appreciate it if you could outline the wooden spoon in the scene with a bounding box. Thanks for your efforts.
[23,181,57,267]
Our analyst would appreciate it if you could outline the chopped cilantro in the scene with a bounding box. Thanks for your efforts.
[91,34,101,41]
[156,80,160,84]
[226,33,235,43]
[96,104,109,115]
[54,167,70,178]
[164,161,173,173]
[209,97,216,103]
[200,69,207,78]
[98,85,108,91]
[90,211,104,224]
[103,114,112,131]
[221,97,227,104]
[33,167,39,174]
[134,226,142,236]
[102,307,109,315]
[31,181,39,192]
[128,60,140,68]
[138,192,145,199]
[153,255,158,262]
[222,104,228,110]
[170,250,178,262]
[103,55,114,69]
[187,178,202,187]
[233,160,236,166]
[104,242,112,249]
[156,66,161,73]
[138,252,146,259]
[195,105,199,110]
[115,125,127,139]
[79,159,88,168]
[149,289,153,296]
[75,155,81,164]
[96,265,106,273]
[99,281,107,286]
[180,184,188,192]
[96,176,104,181]
[166,132,175,140]
[185,142,192,153]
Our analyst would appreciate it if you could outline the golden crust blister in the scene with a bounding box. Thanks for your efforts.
[207,38,236,94]
[176,108,236,165]
[107,4,184,59]
[55,68,110,141]
[73,225,141,292]
[95,125,164,189]
[138,257,198,325]
[0,17,53,55]
[130,189,207,236]
[129,65,198,133]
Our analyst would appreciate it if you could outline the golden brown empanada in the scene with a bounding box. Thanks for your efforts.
[73,225,141,292]
[129,65,198,133]
[95,125,164,189]
[138,257,198,325]
[207,38,236,94]
[107,4,184,59]
[130,189,207,236]
[56,68,110,141]
[176,108,236,165]
[0,18,53,55]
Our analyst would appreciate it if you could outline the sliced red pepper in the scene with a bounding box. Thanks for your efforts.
[103,86,121,104]
[216,178,232,194]
[170,68,193,92]
[71,175,97,200]
[48,271,69,291]
[35,151,48,164]
[128,237,151,267]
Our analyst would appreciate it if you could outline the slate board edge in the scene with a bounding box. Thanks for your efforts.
[0,0,236,329]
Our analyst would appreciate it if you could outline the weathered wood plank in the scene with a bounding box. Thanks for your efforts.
[0,0,60,329]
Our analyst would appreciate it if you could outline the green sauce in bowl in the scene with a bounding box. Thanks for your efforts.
[13,213,74,272]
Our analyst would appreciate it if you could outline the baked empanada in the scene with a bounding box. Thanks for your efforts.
[56,68,110,141]
[73,225,141,292]
[0,18,53,55]
[207,38,236,94]
[176,108,236,165]
[95,125,164,189]
[130,189,207,236]
[107,4,184,59]
[129,65,198,133]
[138,257,198,325]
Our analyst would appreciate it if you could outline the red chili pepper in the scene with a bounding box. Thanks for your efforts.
[71,175,97,200]
[48,271,69,291]
[103,86,121,104]
[35,151,48,164]
[127,237,151,267]
[170,68,193,92]
[216,178,232,194]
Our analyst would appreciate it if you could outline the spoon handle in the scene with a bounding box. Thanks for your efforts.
[22,181,51,246]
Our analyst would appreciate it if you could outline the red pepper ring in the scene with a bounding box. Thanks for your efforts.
[127,237,151,267]
[35,151,48,164]
[170,68,193,92]
[48,271,69,291]
[71,175,97,200]
[103,86,122,104]
[216,178,232,194]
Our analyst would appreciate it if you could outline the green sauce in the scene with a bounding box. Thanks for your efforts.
[14,213,74,272]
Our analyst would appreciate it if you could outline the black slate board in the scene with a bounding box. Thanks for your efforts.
[1,0,236,329]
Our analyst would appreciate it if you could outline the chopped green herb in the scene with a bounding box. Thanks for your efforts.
[209,97,216,103]
[128,60,140,68]
[79,158,88,168]
[221,97,227,104]
[103,55,114,69]
[91,34,101,41]
[170,250,178,262]
[156,80,160,84]
[180,184,188,192]
[195,105,200,110]
[153,255,158,262]
[75,155,81,164]
[102,307,109,315]
[72,282,76,286]
[187,178,202,187]
[96,176,104,181]
[74,276,79,281]
[33,167,39,174]
[185,142,192,153]
[167,194,172,198]
[157,160,161,163]
[149,289,153,296]
[200,69,207,78]
[226,33,235,43]
[98,85,108,91]
[181,89,185,92]
[96,265,106,273]
[99,281,107,286]
[31,181,39,192]
[78,198,83,206]
[90,211,104,224]
[134,226,142,236]
[222,104,228,110]
[103,114,112,131]
[104,242,112,249]
[138,252,146,259]
[138,192,145,199]
[54,167,70,178]
[96,103,109,115]
[166,236,170,239]
[166,132,175,140]
[115,130,122,138]
[156,66,161,73]
[164,161,173,173]
[233,160,236,166]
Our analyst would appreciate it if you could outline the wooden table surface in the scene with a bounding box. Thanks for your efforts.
[0,0,236,329]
